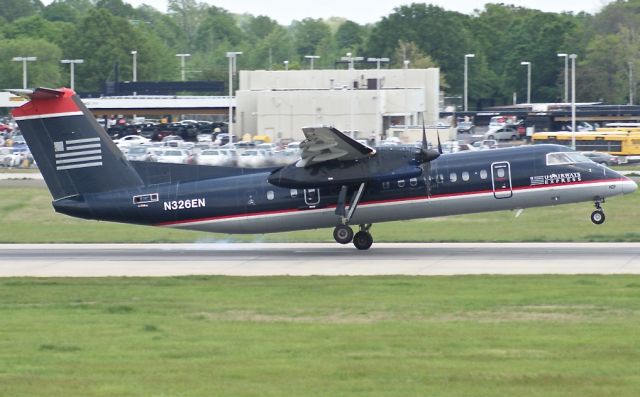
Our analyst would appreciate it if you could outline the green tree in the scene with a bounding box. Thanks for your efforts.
[366,4,472,95]
[291,18,331,58]
[577,34,629,103]
[4,15,74,47]
[168,0,209,51]
[0,0,43,23]
[95,0,136,19]
[195,6,244,53]
[335,20,366,54]
[0,37,62,89]
[63,8,175,91]
[42,0,93,23]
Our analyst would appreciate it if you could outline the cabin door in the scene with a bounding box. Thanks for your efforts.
[491,161,513,199]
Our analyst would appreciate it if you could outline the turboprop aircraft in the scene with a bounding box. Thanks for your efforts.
[10,87,638,249]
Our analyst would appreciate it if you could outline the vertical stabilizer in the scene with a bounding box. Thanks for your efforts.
[11,88,143,200]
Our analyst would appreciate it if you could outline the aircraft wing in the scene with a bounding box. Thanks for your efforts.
[297,126,375,167]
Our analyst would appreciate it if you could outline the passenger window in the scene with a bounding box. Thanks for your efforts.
[436,174,444,183]
[450,172,457,182]
[462,171,470,181]
[266,190,275,200]
[290,189,298,198]
[497,168,505,178]
[397,180,405,188]
[480,169,488,180]
[409,177,418,187]
[382,181,390,189]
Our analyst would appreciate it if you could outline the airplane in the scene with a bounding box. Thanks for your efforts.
[10,87,638,250]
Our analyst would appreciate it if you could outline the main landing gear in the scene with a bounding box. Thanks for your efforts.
[332,183,374,250]
[590,199,606,225]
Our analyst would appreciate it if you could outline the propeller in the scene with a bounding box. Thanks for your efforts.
[418,120,441,196]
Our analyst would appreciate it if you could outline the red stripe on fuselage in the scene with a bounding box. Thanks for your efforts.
[154,178,627,227]
[11,88,79,119]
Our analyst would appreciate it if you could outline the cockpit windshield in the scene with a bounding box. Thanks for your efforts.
[546,152,592,165]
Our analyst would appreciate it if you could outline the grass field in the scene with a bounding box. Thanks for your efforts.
[0,185,639,243]
[1,276,639,396]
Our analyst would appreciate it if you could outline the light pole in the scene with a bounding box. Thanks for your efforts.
[367,57,390,144]
[558,53,568,102]
[629,61,635,105]
[304,55,320,70]
[226,51,242,145]
[131,51,137,82]
[12,56,37,89]
[570,54,577,149]
[283,60,289,70]
[175,53,190,81]
[60,59,83,91]
[521,61,531,103]
[340,52,363,70]
[464,53,475,112]
[404,59,410,136]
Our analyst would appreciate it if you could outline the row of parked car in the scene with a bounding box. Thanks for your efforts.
[119,138,302,168]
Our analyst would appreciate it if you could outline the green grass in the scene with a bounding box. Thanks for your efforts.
[1,276,639,396]
[0,185,639,243]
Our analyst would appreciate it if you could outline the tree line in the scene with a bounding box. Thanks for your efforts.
[1,0,639,107]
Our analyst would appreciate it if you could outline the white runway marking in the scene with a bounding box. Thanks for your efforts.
[0,243,639,277]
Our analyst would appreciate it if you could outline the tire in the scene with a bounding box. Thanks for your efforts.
[487,135,494,140]
[591,210,605,225]
[353,231,373,250]
[511,135,518,141]
[333,225,354,244]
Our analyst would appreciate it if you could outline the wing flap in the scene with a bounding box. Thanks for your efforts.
[298,126,375,167]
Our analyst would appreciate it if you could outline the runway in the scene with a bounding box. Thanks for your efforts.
[0,243,639,276]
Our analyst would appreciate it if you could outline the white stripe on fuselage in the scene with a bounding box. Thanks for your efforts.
[161,179,628,234]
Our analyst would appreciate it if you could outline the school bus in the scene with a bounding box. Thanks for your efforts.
[532,124,640,162]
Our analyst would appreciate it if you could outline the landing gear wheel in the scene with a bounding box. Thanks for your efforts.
[353,231,373,250]
[333,225,354,244]
[591,210,605,225]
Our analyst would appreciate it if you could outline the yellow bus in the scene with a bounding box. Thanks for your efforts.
[532,124,640,161]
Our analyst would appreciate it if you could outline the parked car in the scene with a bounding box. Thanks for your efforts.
[484,126,519,141]
[157,149,190,164]
[237,149,273,168]
[126,145,157,162]
[161,135,184,147]
[581,151,619,166]
[0,147,23,167]
[457,121,475,134]
[197,149,235,166]
[114,135,150,148]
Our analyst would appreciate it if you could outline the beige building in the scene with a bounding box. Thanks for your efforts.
[235,68,440,143]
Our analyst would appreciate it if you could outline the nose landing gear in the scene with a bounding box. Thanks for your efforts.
[590,200,605,225]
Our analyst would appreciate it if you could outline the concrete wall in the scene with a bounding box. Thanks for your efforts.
[236,68,440,142]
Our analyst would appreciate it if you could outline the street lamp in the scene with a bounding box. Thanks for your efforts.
[557,53,568,103]
[521,61,531,103]
[367,57,390,144]
[570,54,578,149]
[283,60,289,70]
[12,56,37,89]
[304,55,320,70]
[131,50,137,82]
[60,59,84,91]
[341,52,364,70]
[464,54,475,112]
[226,51,242,145]
[403,60,410,135]
[175,53,190,81]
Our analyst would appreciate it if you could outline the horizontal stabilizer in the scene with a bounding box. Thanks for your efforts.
[5,87,66,100]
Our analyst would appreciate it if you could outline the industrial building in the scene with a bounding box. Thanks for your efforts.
[235,68,440,143]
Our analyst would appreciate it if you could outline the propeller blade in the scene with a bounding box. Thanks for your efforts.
[422,120,427,148]
[437,132,443,154]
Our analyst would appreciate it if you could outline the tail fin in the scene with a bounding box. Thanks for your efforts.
[11,88,143,200]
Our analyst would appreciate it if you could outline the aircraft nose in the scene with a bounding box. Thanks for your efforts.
[623,178,638,195]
